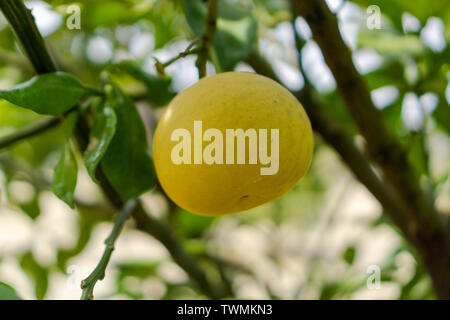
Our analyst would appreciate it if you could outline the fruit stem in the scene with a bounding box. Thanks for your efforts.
[195,0,218,78]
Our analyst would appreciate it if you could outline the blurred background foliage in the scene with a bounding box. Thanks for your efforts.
[0,0,448,299]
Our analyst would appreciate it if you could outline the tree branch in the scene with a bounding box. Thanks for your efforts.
[290,0,450,299]
[81,199,138,300]
[249,48,450,299]
[132,206,228,299]
[291,0,443,236]
[195,0,218,78]
[0,153,231,299]
[0,0,227,300]
[0,117,61,149]
[0,0,56,73]
[155,38,201,77]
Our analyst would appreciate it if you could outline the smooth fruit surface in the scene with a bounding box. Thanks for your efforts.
[153,72,313,216]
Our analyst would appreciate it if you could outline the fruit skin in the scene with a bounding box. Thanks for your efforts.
[153,72,313,216]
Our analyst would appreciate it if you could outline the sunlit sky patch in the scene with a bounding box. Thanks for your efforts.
[25,0,62,37]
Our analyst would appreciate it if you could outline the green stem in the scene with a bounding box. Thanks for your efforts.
[195,0,218,78]
[80,199,138,300]
[0,105,81,150]
[156,38,201,74]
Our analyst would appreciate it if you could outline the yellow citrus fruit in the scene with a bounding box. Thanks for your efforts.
[153,72,313,216]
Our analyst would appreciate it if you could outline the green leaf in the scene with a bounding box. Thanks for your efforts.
[63,109,79,138]
[0,72,92,115]
[174,208,214,238]
[20,195,41,220]
[117,260,160,279]
[342,246,357,265]
[433,100,450,133]
[20,252,49,300]
[52,142,78,207]
[184,0,258,71]
[382,101,406,138]
[365,61,406,91]
[0,282,21,300]
[100,86,156,200]
[407,132,429,178]
[113,61,175,106]
[85,102,117,182]
[85,1,129,29]
[321,91,358,135]
[52,112,79,208]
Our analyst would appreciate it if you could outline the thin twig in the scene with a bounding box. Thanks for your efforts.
[132,206,229,299]
[195,0,218,78]
[155,39,201,76]
[0,117,61,149]
[80,199,138,300]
